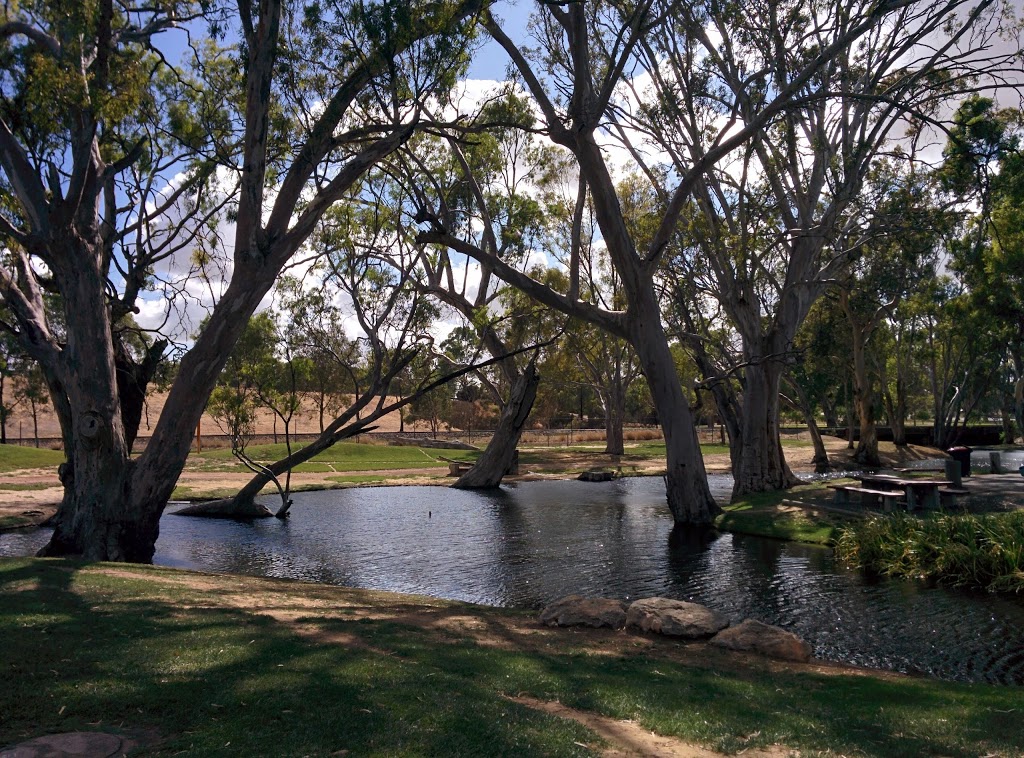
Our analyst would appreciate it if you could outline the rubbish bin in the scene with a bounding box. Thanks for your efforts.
[947,446,972,478]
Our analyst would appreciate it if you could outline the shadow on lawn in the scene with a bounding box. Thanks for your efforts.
[1,559,1021,757]
[0,559,593,757]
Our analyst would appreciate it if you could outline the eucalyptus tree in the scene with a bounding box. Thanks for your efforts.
[834,163,946,466]
[940,97,1024,441]
[383,93,559,488]
[182,172,541,518]
[0,0,486,560]
[632,0,1017,497]
[414,0,1008,519]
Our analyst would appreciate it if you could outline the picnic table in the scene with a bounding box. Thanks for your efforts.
[827,482,904,511]
[854,474,952,511]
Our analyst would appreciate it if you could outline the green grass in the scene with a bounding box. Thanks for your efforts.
[1,559,1021,757]
[836,511,1024,592]
[0,444,64,473]
[0,482,55,491]
[714,484,846,545]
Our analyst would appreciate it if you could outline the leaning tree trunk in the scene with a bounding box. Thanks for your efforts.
[454,360,539,489]
[785,378,829,473]
[630,301,719,524]
[732,356,800,500]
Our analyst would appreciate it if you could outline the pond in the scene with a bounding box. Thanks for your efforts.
[971,448,1024,472]
[3,476,1024,685]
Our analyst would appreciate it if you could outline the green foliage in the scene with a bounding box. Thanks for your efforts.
[836,511,1024,593]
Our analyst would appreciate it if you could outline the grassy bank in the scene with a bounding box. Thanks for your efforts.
[0,443,64,472]
[2,559,1022,757]
[714,483,847,545]
[836,511,1024,593]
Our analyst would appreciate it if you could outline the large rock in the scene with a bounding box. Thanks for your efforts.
[626,597,730,638]
[539,595,627,629]
[710,619,813,662]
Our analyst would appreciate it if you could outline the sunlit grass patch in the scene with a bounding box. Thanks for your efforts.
[194,441,468,471]
[715,483,845,545]
[0,444,64,473]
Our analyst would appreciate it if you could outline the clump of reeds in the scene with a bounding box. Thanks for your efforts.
[835,511,1024,593]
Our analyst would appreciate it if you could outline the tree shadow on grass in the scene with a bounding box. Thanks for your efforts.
[0,558,594,756]
[3,559,1021,757]
[329,611,1024,758]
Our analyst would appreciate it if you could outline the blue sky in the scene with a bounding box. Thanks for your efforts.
[468,1,530,80]
[154,1,531,81]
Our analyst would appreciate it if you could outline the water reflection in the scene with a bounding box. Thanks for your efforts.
[2,476,1023,684]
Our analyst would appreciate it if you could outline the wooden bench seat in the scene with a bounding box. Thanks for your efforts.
[827,483,904,512]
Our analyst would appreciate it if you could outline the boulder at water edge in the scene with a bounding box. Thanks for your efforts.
[709,619,813,662]
[626,597,730,638]
[539,595,628,629]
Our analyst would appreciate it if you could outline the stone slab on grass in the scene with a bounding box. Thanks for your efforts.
[626,597,730,638]
[1,731,124,757]
[710,619,813,662]
[539,595,627,629]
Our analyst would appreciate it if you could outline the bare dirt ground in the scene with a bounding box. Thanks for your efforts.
[0,435,949,530]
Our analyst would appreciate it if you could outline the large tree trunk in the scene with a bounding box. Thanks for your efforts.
[732,356,800,499]
[454,360,539,489]
[849,322,881,467]
[630,301,719,524]
[602,382,625,456]
[115,337,167,453]
[38,245,150,560]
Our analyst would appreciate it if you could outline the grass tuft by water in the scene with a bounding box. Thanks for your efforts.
[836,511,1024,593]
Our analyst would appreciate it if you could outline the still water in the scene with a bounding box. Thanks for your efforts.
[3,477,1023,684]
